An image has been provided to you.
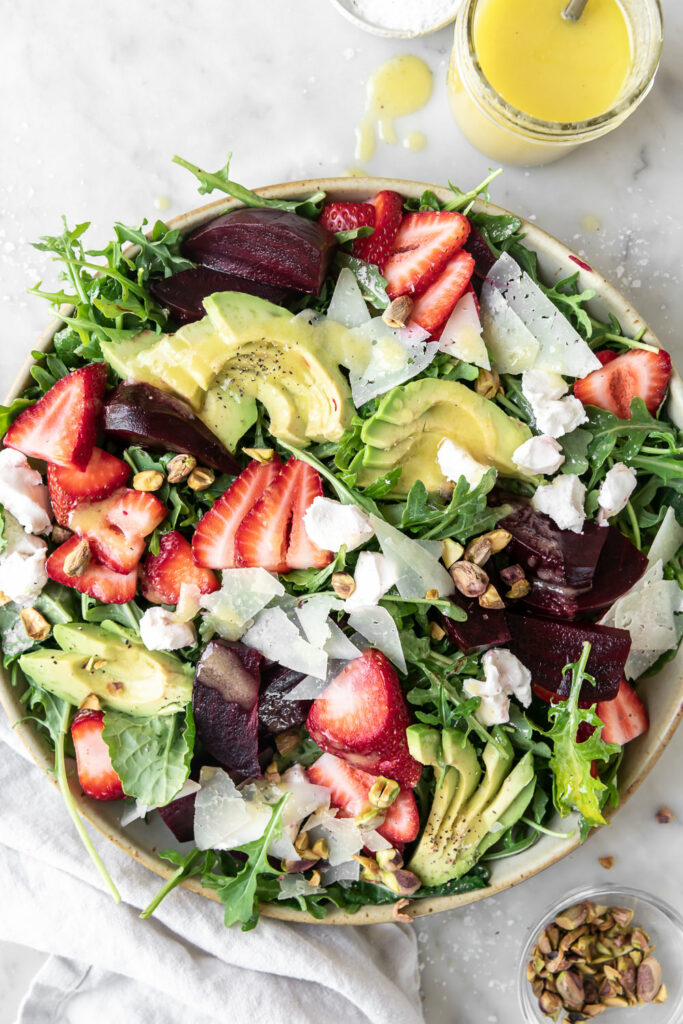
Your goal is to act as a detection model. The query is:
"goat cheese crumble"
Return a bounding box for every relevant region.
[512,435,565,476]
[532,473,586,533]
[0,449,51,534]
[140,606,197,651]
[0,510,48,607]
[522,369,587,439]
[437,438,488,487]
[463,649,532,726]
[597,463,637,526]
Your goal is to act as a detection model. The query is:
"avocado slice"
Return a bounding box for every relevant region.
[203,291,290,343]
[407,725,485,886]
[356,378,532,494]
[451,727,514,844]
[19,622,192,716]
[474,778,536,861]
[450,751,535,879]
[100,331,163,388]
[200,385,258,454]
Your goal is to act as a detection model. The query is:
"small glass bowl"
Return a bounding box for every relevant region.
[517,885,683,1023]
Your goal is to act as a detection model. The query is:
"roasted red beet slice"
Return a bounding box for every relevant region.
[193,640,263,780]
[259,664,310,734]
[150,266,290,325]
[182,207,336,295]
[499,505,608,589]
[463,222,497,281]
[103,382,239,474]
[439,592,511,654]
[507,612,630,704]
[158,790,197,843]
[523,526,648,619]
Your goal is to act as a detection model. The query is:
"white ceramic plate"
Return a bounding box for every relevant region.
[1,177,681,925]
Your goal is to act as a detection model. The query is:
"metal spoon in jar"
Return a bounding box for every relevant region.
[562,0,589,21]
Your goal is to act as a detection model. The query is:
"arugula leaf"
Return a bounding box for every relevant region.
[546,642,620,827]
[202,795,290,930]
[442,168,503,214]
[335,226,374,245]
[173,154,325,219]
[102,706,194,806]
[81,593,144,632]
[0,397,33,440]
[23,683,121,901]
[0,506,6,557]
[140,847,215,920]
[334,253,389,309]
[560,428,591,475]
[543,273,595,338]
[397,469,508,542]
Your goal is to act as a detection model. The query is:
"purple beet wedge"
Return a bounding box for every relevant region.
[522,526,649,619]
[259,664,310,734]
[150,266,290,325]
[193,640,263,780]
[498,505,608,589]
[507,612,630,705]
[103,382,239,474]
[439,592,511,655]
[463,222,497,281]
[158,790,197,843]
[182,207,336,295]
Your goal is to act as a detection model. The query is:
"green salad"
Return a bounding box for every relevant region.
[0,155,681,931]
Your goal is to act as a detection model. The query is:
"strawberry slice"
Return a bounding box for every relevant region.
[234,457,301,572]
[574,348,672,420]
[319,201,375,235]
[306,649,421,788]
[596,680,648,745]
[192,457,281,569]
[47,536,137,604]
[383,211,471,299]
[409,249,476,336]
[307,752,419,845]
[71,707,125,801]
[47,447,130,526]
[353,190,403,271]
[4,363,108,469]
[69,488,166,574]
[141,530,219,605]
[285,461,332,570]
[595,350,618,366]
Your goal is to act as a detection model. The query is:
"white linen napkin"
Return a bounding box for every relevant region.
[0,714,424,1024]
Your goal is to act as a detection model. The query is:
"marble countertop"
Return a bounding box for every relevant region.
[0,1,682,1020]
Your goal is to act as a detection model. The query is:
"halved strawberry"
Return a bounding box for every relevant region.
[47,447,130,526]
[192,457,281,569]
[47,536,137,604]
[69,488,166,574]
[319,201,375,235]
[596,680,648,745]
[141,530,219,605]
[409,249,476,335]
[71,708,125,801]
[353,190,403,270]
[285,461,332,570]
[574,348,672,420]
[234,457,301,572]
[306,649,421,788]
[4,363,108,469]
[595,350,618,366]
[307,752,419,845]
[383,211,471,299]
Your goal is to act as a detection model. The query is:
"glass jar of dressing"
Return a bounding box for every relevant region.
[448,0,663,166]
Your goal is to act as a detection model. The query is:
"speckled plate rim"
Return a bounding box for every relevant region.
[1,176,681,927]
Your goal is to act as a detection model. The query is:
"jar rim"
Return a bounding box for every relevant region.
[459,0,664,140]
